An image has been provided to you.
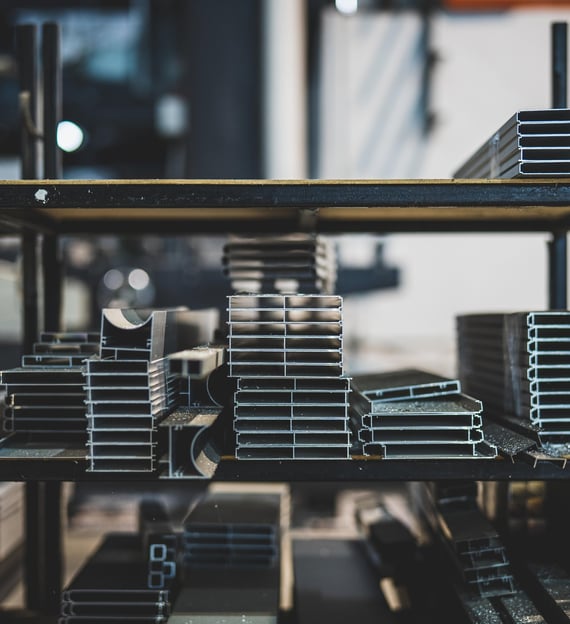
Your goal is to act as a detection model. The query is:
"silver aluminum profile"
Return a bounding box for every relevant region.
[352,369,461,403]
[360,427,484,445]
[158,407,221,479]
[366,442,494,459]
[236,446,350,460]
[455,109,570,179]
[168,346,225,380]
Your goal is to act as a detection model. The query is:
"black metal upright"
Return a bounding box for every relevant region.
[42,22,63,332]
[549,22,568,310]
[16,22,63,617]
[15,24,39,353]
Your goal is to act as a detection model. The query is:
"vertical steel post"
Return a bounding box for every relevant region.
[16,24,39,353]
[42,22,63,332]
[549,22,568,310]
[16,23,63,617]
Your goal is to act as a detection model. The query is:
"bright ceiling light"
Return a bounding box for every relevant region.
[335,0,358,15]
[57,120,84,152]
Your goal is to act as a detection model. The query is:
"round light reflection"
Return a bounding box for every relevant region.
[103,268,124,291]
[128,268,150,290]
[57,120,84,152]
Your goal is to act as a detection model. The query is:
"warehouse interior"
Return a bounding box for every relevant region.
[1,1,570,623]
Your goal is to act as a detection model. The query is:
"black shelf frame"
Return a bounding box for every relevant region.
[0,177,568,486]
[0,177,568,620]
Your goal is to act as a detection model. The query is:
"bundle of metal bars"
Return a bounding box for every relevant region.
[182,492,280,569]
[454,109,570,178]
[228,294,352,460]
[86,309,189,473]
[458,312,570,447]
[418,484,516,598]
[139,500,178,591]
[0,332,99,437]
[223,233,336,294]
[351,369,494,459]
[59,533,172,624]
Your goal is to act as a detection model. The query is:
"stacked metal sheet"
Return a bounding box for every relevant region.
[417,484,516,599]
[59,533,171,624]
[228,294,352,460]
[458,312,570,446]
[223,234,336,294]
[0,332,99,436]
[86,309,189,472]
[455,109,570,178]
[182,493,279,569]
[351,370,494,459]
[85,358,178,472]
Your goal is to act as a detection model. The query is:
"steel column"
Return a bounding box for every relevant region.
[549,23,568,310]
[16,23,63,617]
[41,22,62,332]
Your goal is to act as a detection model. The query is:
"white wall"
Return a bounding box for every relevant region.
[318,9,570,374]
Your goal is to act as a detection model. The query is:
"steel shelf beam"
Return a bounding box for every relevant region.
[1,179,570,234]
[0,453,568,481]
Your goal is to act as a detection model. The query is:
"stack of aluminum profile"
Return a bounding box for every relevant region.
[458,312,570,447]
[455,109,570,178]
[182,493,279,569]
[59,534,171,624]
[86,309,184,473]
[417,484,516,598]
[139,500,178,591]
[0,332,99,437]
[351,369,494,459]
[223,234,336,294]
[228,294,352,460]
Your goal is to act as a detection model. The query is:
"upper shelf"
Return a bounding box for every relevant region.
[2,179,570,234]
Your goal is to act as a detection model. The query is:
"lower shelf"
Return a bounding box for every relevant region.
[0,436,567,480]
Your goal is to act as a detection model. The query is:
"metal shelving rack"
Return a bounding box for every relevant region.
[0,177,569,623]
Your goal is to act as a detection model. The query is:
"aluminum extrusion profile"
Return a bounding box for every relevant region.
[352,389,493,459]
[158,407,221,479]
[59,533,171,623]
[85,358,178,472]
[182,493,280,570]
[352,369,461,404]
[223,233,336,295]
[455,109,570,179]
[228,293,351,460]
[167,346,225,379]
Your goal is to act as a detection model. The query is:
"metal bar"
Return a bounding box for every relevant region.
[15,24,39,180]
[41,23,63,332]
[552,23,568,109]
[24,481,42,611]
[44,481,62,614]
[549,232,567,309]
[22,233,38,354]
